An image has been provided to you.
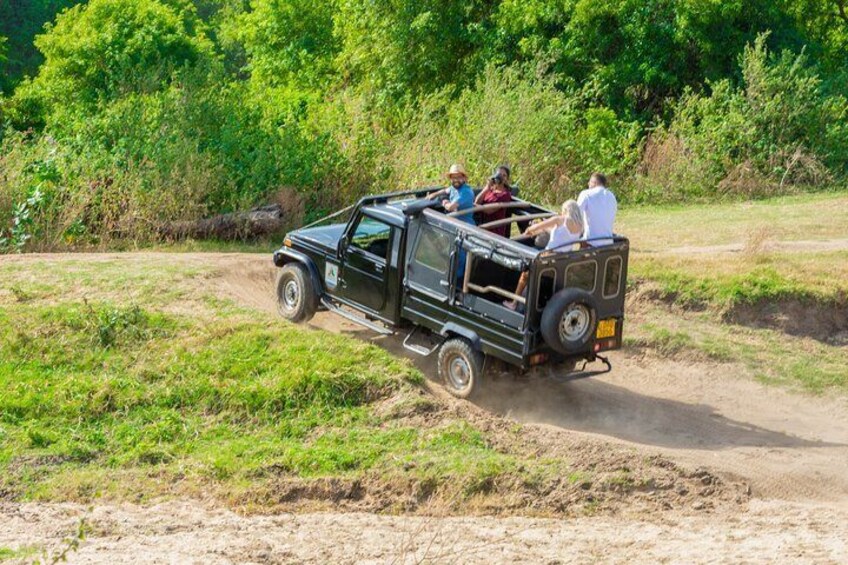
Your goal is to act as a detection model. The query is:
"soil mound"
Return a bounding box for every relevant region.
[726,298,848,345]
[630,280,848,344]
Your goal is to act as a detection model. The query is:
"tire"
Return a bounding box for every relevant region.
[276,263,318,323]
[540,288,598,355]
[437,337,484,399]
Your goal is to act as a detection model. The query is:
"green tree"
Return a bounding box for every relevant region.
[12,0,215,126]
[334,0,497,102]
[493,0,817,118]
[0,0,84,93]
[232,0,337,91]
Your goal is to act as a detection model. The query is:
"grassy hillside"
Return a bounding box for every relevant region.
[5,256,718,515]
[619,192,848,249]
[0,261,539,510]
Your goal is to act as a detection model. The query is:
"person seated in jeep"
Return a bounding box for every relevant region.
[503,199,584,310]
[426,164,476,280]
[474,170,513,236]
[494,164,513,190]
[426,164,476,225]
[578,172,617,246]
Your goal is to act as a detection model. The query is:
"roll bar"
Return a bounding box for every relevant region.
[449,201,534,217]
[479,212,556,230]
[543,234,628,254]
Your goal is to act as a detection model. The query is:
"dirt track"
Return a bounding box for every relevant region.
[207,252,848,504]
[2,252,847,562]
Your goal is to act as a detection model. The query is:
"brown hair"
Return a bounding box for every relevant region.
[590,172,608,186]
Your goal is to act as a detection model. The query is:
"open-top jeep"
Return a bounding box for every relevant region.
[273,189,629,398]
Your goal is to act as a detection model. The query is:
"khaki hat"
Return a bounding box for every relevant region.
[446,164,467,178]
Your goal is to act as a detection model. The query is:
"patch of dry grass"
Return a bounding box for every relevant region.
[618,191,848,251]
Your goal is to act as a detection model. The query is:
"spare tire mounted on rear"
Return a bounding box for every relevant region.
[540,288,598,355]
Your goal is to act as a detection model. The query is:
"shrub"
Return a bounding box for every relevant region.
[631,34,848,201]
[314,65,639,207]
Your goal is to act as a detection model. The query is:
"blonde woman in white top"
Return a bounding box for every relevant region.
[504,200,583,310]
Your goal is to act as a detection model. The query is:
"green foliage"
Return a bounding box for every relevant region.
[0,185,44,252]
[233,0,337,92]
[371,66,639,204]
[1,0,847,248]
[492,0,815,118]
[335,0,496,102]
[629,35,848,201]
[0,545,40,561]
[13,0,215,124]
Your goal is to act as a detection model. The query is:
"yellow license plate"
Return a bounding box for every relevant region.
[596,319,616,339]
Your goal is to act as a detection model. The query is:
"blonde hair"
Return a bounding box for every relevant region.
[561,199,583,235]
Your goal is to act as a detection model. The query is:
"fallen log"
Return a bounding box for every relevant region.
[160,204,285,240]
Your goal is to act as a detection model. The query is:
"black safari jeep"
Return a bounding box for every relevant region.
[273,189,629,398]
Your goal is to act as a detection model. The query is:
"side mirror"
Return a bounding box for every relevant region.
[338,235,348,258]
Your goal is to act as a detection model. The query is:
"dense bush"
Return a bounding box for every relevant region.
[365,66,638,204]
[1,0,847,250]
[11,0,215,127]
[628,35,848,202]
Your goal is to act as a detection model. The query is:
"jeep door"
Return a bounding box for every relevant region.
[337,212,392,313]
[400,213,458,330]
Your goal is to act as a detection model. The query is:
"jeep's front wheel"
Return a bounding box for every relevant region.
[276,264,317,323]
[437,338,484,399]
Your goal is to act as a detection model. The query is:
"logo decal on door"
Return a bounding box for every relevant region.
[325,262,339,290]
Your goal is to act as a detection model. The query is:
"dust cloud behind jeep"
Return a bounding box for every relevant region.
[273,189,629,398]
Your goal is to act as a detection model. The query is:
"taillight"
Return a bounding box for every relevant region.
[595,338,618,352]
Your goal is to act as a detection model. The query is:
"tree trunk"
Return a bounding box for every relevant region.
[160,204,285,240]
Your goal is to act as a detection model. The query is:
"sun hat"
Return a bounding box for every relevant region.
[446,164,467,178]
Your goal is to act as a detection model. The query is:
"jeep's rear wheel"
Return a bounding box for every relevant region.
[437,338,484,399]
[540,289,598,355]
[276,263,317,323]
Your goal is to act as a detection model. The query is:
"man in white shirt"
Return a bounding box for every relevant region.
[577,172,617,246]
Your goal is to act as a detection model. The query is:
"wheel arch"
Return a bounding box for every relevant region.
[273,248,323,297]
[439,322,482,351]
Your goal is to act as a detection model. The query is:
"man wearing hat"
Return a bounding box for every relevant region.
[426,164,476,226]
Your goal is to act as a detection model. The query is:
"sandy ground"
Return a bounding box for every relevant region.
[2,252,847,563]
[2,498,847,564]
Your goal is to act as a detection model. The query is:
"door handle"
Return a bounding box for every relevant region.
[439,280,449,287]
